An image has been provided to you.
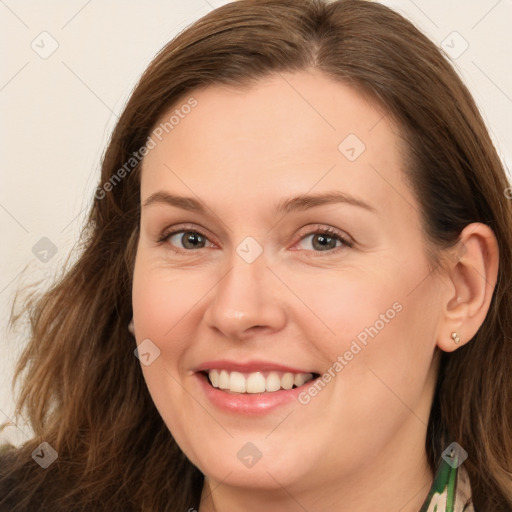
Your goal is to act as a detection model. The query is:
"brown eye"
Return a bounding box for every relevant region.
[310,233,340,251]
[296,227,352,253]
[167,231,210,250]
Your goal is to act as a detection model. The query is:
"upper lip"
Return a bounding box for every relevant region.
[194,360,317,374]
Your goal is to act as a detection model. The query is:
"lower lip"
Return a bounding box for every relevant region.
[196,372,314,415]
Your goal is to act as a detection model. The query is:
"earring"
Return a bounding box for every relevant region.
[451,332,460,344]
[128,319,135,336]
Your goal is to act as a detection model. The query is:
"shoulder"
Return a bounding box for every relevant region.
[0,444,17,482]
[0,446,48,512]
[0,445,110,512]
[0,448,21,511]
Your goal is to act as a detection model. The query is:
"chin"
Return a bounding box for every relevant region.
[185,435,315,490]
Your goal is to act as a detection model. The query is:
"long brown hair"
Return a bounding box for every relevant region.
[1,0,511,510]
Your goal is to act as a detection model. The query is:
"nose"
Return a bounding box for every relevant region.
[202,251,287,341]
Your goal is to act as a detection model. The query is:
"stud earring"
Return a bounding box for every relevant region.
[128,319,135,336]
[451,332,460,344]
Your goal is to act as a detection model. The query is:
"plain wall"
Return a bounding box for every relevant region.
[1,0,511,446]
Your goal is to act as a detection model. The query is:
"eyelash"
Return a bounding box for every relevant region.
[157,224,353,256]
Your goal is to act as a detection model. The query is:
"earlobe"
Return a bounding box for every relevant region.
[436,223,499,353]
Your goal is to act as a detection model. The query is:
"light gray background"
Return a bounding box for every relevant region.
[1,0,511,446]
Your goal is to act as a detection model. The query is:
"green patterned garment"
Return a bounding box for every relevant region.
[419,456,474,512]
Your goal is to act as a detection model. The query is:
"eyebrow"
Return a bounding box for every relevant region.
[142,191,377,215]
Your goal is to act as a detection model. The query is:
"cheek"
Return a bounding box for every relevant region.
[308,252,440,361]
[290,266,406,357]
[301,263,438,424]
[132,274,177,336]
[332,300,436,462]
[131,261,201,449]
[132,258,206,358]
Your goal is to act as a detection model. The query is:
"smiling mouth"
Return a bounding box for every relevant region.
[203,369,319,394]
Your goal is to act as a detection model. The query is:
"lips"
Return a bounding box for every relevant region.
[195,364,322,415]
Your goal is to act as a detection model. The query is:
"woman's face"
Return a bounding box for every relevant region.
[132,71,445,495]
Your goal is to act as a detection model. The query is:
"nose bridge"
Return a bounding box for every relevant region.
[204,243,286,338]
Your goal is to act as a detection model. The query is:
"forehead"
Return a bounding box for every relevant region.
[140,71,417,221]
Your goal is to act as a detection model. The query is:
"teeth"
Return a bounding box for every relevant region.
[246,372,266,393]
[207,369,314,394]
[266,372,281,392]
[281,372,294,390]
[229,371,246,393]
[293,373,309,387]
[209,369,220,388]
[218,370,229,390]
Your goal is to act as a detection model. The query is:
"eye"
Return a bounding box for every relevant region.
[159,228,215,252]
[295,226,353,253]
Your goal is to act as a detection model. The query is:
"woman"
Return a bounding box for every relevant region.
[1,0,511,510]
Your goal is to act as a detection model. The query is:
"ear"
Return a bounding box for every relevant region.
[128,318,135,336]
[436,222,499,352]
